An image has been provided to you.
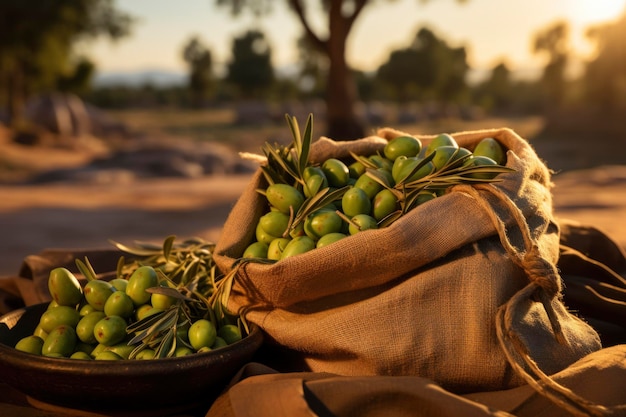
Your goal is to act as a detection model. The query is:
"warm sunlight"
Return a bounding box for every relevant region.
[570,0,626,24]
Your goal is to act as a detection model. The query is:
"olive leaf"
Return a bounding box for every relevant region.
[289,185,350,234]
[75,257,99,282]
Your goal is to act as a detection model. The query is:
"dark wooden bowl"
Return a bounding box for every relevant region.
[0,303,263,416]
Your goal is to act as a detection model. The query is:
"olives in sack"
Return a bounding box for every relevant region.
[265,183,305,214]
[384,135,422,161]
[280,236,316,259]
[473,137,506,165]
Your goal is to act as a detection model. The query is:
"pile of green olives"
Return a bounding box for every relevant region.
[243,134,507,261]
[14,266,242,360]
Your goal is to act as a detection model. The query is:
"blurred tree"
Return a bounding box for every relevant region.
[215,0,467,140]
[225,30,275,98]
[475,61,514,114]
[376,27,469,104]
[182,36,215,108]
[533,21,570,109]
[295,34,327,100]
[56,57,97,97]
[584,11,626,111]
[0,0,134,126]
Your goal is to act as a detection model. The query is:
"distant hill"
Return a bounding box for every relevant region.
[93,69,187,88]
[92,65,540,89]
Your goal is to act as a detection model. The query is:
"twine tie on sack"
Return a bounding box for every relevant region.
[455,183,610,417]
[521,245,561,298]
[454,183,563,320]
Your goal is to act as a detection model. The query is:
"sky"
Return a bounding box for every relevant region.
[87,0,626,81]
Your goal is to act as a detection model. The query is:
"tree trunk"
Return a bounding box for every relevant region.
[324,2,364,141]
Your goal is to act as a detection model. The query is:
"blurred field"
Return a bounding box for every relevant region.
[0,108,624,277]
[106,107,546,155]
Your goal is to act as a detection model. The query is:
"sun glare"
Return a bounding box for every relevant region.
[569,0,626,25]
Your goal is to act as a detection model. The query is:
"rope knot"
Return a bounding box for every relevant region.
[521,245,561,298]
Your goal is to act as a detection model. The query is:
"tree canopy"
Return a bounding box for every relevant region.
[225,30,275,98]
[376,27,469,104]
[584,10,626,110]
[0,0,134,125]
[182,36,215,107]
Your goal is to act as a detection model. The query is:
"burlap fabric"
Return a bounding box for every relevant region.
[213,127,602,400]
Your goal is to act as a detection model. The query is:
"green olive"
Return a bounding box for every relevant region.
[48,267,83,307]
[368,155,393,172]
[354,173,383,199]
[473,137,506,165]
[415,191,437,206]
[288,221,305,238]
[267,237,291,260]
[104,291,135,319]
[431,146,471,171]
[304,173,328,198]
[107,341,135,359]
[211,337,228,350]
[108,278,129,292]
[348,214,379,235]
[258,211,290,238]
[70,351,92,360]
[372,189,399,221]
[175,346,194,357]
[188,319,217,351]
[90,343,107,358]
[151,291,178,310]
[424,133,458,157]
[321,158,350,187]
[15,335,44,355]
[463,155,499,179]
[302,166,325,182]
[280,236,316,259]
[384,136,422,161]
[265,183,305,214]
[392,157,434,184]
[242,241,269,259]
[76,311,107,344]
[255,222,277,245]
[126,266,159,306]
[217,324,242,344]
[33,325,48,340]
[39,306,81,333]
[135,349,156,360]
[348,161,366,179]
[134,303,153,321]
[316,232,347,248]
[304,210,343,240]
[42,325,77,357]
[341,187,371,217]
[93,315,128,346]
[84,280,115,311]
[78,303,97,316]
[94,350,123,360]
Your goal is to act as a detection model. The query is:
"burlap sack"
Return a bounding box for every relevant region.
[213,128,602,400]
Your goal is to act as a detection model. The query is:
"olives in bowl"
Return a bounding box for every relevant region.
[0,302,263,415]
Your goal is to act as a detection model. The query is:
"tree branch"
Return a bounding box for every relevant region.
[288,0,327,53]
[345,0,368,30]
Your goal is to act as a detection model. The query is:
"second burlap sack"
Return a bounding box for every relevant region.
[214,127,602,396]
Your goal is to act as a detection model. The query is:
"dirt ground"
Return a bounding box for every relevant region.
[1,130,625,278]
